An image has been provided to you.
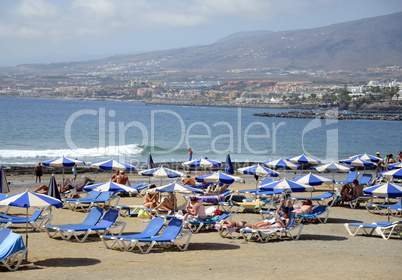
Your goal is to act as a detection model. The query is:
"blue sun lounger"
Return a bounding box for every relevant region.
[100,217,166,250]
[128,218,192,254]
[0,228,27,271]
[365,199,402,215]
[184,211,231,233]
[44,207,104,238]
[240,212,304,242]
[0,210,53,231]
[290,192,337,207]
[57,209,125,243]
[344,221,402,240]
[296,206,330,224]
[336,171,359,184]
[65,191,119,212]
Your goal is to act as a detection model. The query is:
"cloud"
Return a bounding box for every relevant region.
[0,0,327,42]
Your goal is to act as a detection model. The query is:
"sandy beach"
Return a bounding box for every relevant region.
[2,171,401,279]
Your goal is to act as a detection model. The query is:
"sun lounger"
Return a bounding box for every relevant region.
[358,173,373,186]
[336,171,359,185]
[0,228,27,271]
[0,210,53,231]
[240,212,303,242]
[100,217,166,250]
[44,207,104,238]
[290,192,337,207]
[347,195,373,208]
[344,221,402,240]
[184,211,231,233]
[65,191,119,212]
[57,209,125,242]
[296,205,329,224]
[128,218,192,254]
[365,199,402,215]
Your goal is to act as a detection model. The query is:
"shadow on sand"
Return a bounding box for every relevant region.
[34,257,101,268]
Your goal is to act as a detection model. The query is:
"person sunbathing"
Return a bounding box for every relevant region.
[154,193,176,211]
[34,184,49,194]
[219,207,290,231]
[276,198,313,215]
[183,197,207,221]
[59,177,92,193]
[340,179,364,205]
[143,185,159,208]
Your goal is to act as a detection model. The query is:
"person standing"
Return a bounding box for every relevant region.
[72,164,77,181]
[34,162,43,183]
[188,147,193,161]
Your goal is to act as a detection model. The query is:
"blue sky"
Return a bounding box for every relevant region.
[0,0,401,67]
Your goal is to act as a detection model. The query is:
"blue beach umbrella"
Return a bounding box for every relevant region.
[340,157,376,167]
[91,159,136,171]
[182,157,222,169]
[224,153,234,175]
[0,165,10,194]
[139,165,185,185]
[363,182,402,221]
[314,162,354,173]
[147,153,155,169]
[43,156,86,185]
[388,162,402,170]
[46,174,61,201]
[263,158,301,170]
[237,164,279,197]
[287,154,321,169]
[153,182,205,214]
[380,168,402,179]
[0,191,63,260]
[260,178,314,193]
[349,153,383,163]
[195,171,244,185]
[292,172,334,186]
[83,181,141,195]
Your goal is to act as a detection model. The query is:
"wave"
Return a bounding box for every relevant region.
[0,144,145,159]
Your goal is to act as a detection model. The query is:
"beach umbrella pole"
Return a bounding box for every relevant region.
[25,208,28,261]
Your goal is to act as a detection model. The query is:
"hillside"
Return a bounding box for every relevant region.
[2,12,401,75]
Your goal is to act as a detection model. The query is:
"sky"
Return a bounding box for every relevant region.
[0,0,401,67]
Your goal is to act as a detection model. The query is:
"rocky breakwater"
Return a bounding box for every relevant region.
[253,111,402,121]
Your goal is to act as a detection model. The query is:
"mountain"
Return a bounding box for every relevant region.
[3,12,402,75]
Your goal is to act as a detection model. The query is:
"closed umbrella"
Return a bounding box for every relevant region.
[91,159,135,171]
[46,174,61,201]
[364,182,402,221]
[0,165,10,194]
[237,164,279,197]
[147,153,155,169]
[0,191,63,260]
[224,153,234,175]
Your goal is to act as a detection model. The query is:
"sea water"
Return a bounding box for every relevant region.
[0,97,400,166]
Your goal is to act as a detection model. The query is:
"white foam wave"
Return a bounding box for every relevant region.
[0,144,144,159]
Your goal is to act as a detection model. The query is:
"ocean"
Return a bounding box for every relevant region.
[0,97,400,167]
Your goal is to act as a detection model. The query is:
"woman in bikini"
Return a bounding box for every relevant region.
[143,185,159,208]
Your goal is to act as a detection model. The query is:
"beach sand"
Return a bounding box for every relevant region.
[2,172,401,279]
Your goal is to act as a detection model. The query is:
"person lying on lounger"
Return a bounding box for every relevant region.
[59,177,93,193]
[276,198,313,215]
[219,208,290,231]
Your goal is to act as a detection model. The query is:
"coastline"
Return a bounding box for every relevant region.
[3,95,402,114]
